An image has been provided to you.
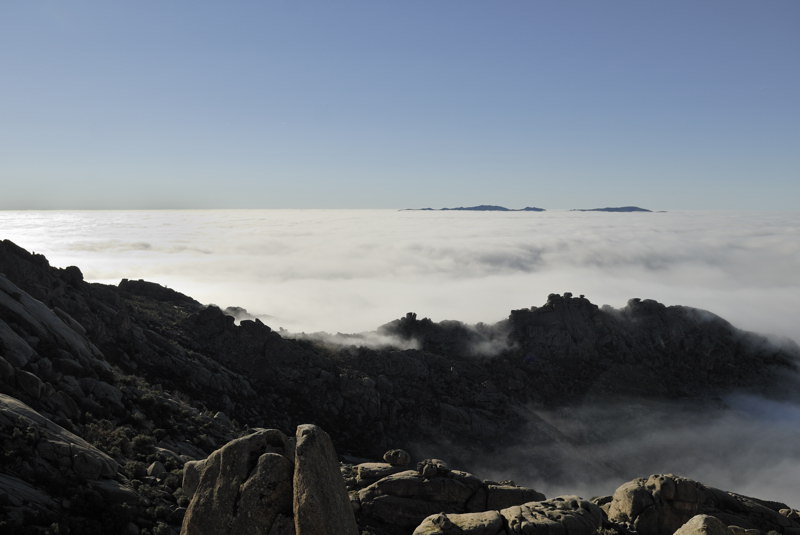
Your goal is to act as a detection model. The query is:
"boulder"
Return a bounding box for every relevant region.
[674,515,730,535]
[500,496,604,535]
[356,462,406,486]
[607,474,706,535]
[182,459,206,499]
[293,424,359,535]
[180,429,294,535]
[414,510,505,535]
[146,460,167,478]
[486,485,547,511]
[606,474,800,535]
[357,459,546,533]
[384,448,412,467]
[727,527,761,535]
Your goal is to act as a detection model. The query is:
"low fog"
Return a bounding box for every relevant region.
[2,209,799,507]
[1,209,798,344]
[450,394,800,509]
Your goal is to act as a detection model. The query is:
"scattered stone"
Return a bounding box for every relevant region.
[384,448,412,467]
[147,460,167,478]
[418,458,451,479]
[356,462,407,486]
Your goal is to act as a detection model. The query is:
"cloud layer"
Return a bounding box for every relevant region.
[2,209,797,340]
[2,209,799,507]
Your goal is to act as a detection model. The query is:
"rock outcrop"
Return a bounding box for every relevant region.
[181,425,357,535]
[1,239,800,534]
[605,474,800,535]
[673,515,730,535]
[413,496,604,535]
[349,457,545,534]
[0,393,118,480]
[293,424,359,535]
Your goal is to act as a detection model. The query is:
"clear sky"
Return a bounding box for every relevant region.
[1,1,798,210]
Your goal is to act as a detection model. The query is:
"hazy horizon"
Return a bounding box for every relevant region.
[3,208,800,508]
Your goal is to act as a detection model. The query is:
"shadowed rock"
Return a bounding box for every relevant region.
[0,393,117,480]
[606,474,800,535]
[674,515,730,535]
[355,457,545,534]
[414,510,505,535]
[500,496,604,535]
[413,496,603,535]
[293,423,359,535]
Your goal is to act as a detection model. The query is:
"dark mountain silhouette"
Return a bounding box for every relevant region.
[571,206,653,212]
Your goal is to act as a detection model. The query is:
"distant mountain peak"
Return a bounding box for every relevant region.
[403,205,545,212]
[571,206,652,212]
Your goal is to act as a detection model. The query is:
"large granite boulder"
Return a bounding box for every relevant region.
[181,425,358,535]
[414,510,505,535]
[355,457,545,534]
[500,496,604,535]
[413,496,603,535]
[607,474,706,535]
[674,515,730,535]
[606,474,800,535]
[180,429,295,535]
[293,424,359,535]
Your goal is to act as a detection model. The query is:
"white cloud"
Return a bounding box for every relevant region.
[0,209,798,341]
[2,208,800,507]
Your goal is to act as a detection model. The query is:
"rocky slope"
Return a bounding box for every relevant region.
[1,239,798,534]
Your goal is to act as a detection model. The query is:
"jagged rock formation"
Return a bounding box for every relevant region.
[180,424,357,535]
[1,238,800,533]
[180,429,294,535]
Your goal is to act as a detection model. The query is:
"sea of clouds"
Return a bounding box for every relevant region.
[2,208,800,506]
[1,209,798,340]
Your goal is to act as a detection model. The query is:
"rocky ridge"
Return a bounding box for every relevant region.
[0,238,799,533]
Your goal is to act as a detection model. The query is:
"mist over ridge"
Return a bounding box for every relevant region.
[1,209,797,343]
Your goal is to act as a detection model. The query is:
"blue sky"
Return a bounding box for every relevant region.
[1,1,798,209]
